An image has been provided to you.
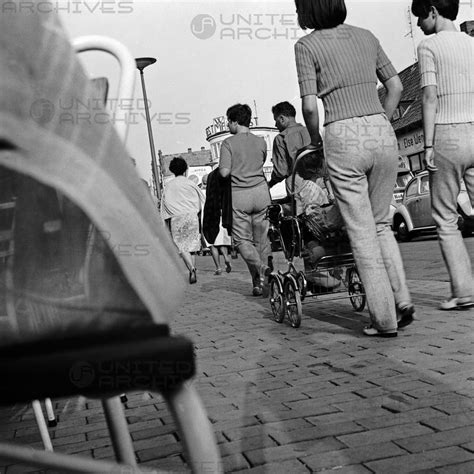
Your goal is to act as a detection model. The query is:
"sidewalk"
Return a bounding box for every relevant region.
[1,252,473,473]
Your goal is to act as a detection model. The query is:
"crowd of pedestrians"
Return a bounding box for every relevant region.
[160,0,473,336]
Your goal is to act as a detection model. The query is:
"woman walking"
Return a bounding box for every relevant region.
[162,157,205,284]
[201,172,233,275]
[294,0,415,336]
[412,0,473,310]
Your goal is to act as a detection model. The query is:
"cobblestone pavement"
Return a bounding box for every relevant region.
[1,245,473,473]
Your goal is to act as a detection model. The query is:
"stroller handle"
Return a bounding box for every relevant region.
[290,145,323,218]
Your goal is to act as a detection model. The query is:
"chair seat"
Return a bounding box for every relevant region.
[0,323,195,404]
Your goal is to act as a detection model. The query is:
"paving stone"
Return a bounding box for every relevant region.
[435,460,474,473]
[132,434,177,452]
[365,446,474,473]
[395,426,474,453]
[53,437,113,454]
[421,412,474,431]
[139,454,188,472]
[245,437,345,466]
[223,418,311,441]
[301,441,406,471]
[317,465,372,474]
[257,404,340,423]
[136,441,183,462]
[306,407,391,425]
[271,421,364,445]
[356,407,444,430]
[50,433,87,447]
[461,441,474,451]
[337,422,433,447]
[131,423,180,441]
[52,421,108,440]
[234,458,310,473]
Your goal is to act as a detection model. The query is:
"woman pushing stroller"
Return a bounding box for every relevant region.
[293,0,415,336]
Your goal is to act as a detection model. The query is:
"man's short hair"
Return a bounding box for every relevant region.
[169,156,188,176]
[272,102,297,118]
[411,0,459,20]
[226,104,252,127]
[295,0,347,30]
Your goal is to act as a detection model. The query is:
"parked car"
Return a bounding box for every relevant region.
[393,168,414,204]
[389,168,414,228]
[392,171,473,241]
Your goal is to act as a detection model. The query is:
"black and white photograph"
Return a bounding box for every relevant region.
[0,0,473,472]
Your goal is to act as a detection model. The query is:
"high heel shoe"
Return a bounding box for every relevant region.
[189,268,197,284]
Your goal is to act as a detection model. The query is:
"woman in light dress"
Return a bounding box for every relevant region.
[162,157,205,284]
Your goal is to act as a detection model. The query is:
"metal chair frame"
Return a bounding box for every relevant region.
[0,35,221,474]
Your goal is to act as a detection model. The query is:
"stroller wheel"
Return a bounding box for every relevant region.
[296,271,307,300]
[269,276,285,323]
[347,267,366,312]
[284,276,302,328]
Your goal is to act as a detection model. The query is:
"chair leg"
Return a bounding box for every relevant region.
[44,398,57,427]
[164,383,222,474]
[32,400,53,451]
[102,396,137,466]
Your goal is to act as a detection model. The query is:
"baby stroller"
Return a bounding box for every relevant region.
[267,147,366,328]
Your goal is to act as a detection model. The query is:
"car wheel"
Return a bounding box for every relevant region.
[396,218,411,242]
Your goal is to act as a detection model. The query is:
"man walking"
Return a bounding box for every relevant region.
[219,104,272,296]
[268,101,311,196]
[412,0,474,310]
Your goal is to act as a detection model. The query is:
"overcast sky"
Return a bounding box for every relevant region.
[59,0,473,183]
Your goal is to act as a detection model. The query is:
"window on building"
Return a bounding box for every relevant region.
[408,151,425,172]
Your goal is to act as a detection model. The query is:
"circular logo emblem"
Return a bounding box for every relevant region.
[190,14,216,40]
[30,99,55,124]
[69,361,95,389]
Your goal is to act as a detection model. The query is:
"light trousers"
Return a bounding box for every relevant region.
[431,122,474,299]
[325,114,411,331]
[232,182,271,287]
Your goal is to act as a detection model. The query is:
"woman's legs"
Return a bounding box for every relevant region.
[232,184,271,293]
[218,246,232,272]
[431,123,474,302]
[180,251,195,272]
[210,246,221,272]
[325,115,406,332]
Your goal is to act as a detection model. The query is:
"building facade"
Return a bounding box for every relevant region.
[158,147,213,186]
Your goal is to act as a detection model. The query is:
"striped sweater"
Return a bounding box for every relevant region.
[294,23,397,125]
[418,31,474,124]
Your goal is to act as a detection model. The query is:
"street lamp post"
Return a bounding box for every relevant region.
[135,57,161,204]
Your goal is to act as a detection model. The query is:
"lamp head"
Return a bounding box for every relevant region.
[135,57,157,71]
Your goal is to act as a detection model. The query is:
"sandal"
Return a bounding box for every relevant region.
[363,325,397,337]
[439,297,473,311]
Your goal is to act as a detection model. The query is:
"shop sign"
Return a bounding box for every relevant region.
[187,165,212,185]
[397,128,424,155]
[206,116,228,138]
[205,115,258,138]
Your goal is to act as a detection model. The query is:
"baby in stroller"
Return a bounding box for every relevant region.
[292,149,350,290]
